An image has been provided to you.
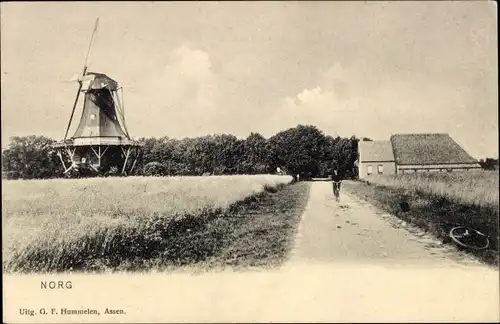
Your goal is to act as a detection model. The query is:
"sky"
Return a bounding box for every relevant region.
[1,1,498,158]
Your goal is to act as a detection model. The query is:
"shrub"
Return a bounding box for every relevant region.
[143,162,166,176]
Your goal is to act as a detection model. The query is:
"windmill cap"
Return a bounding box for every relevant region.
[84,72,118,90]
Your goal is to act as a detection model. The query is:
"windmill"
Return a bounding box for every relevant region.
[53,18,143,177]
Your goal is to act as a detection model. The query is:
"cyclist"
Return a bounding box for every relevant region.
[331,167,343,202]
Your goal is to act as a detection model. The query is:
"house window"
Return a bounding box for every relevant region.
[367,165,373,175]
[377,165,383,174]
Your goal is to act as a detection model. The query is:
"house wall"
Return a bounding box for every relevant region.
[359,161,396,179]
[396,163,482,174]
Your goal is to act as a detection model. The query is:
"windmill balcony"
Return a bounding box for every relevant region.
[53,137,143,148]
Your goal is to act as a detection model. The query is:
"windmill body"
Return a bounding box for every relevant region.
[72,73,126,139]
[53,19,142,177]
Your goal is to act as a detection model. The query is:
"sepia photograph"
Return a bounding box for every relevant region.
[2,1,499,322]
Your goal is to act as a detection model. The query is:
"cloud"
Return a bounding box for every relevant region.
[166,45,214,84]
[160,45,220,114]
[127,45,222,137]
[257,62,362,137]
[282,62,357,111]
[281,85,353,116]
[261,60,476,143]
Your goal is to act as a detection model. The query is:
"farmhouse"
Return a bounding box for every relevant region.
[357,133,481,179]
[358,140,396,178]
[391,133,481,174]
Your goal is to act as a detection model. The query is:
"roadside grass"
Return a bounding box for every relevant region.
[344,171,499,266]
[362,170,498,210]
[203,181,311,270]
[3,175,310,273]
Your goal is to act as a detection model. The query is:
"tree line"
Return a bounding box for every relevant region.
[479,158,499,171]
[1,125,361,180]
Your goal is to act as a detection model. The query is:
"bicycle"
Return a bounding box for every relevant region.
[332,181,341,202]
[436,220,490,251]
[449,226,490,251]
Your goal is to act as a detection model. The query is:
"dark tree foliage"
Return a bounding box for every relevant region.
[267,125,328,178]
[479,158,499,171]
[1,136,63,179]
[2,125,360,179]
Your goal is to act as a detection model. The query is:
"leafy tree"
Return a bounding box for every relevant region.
[1,135,63,179]
[479,158,499,171]
[239,132,269,174]
[143,162,166,176]
[267,125,327,177]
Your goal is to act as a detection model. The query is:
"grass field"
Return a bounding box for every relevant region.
[344,170,499,265]
[363,170,499,211]
[2,175,311,273]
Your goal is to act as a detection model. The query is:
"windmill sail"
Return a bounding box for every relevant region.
[63,17,99,141]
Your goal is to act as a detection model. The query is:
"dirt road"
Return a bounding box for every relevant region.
[291,181,489,267]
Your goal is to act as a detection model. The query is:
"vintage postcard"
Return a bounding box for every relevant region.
[2,1,499,323]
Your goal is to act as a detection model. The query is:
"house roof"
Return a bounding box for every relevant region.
[359,140,394,162]
[390,133,478,165]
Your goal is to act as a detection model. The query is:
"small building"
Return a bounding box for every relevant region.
[390,133,482,173]
[357,133,482,179]
[358,140,396,179]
